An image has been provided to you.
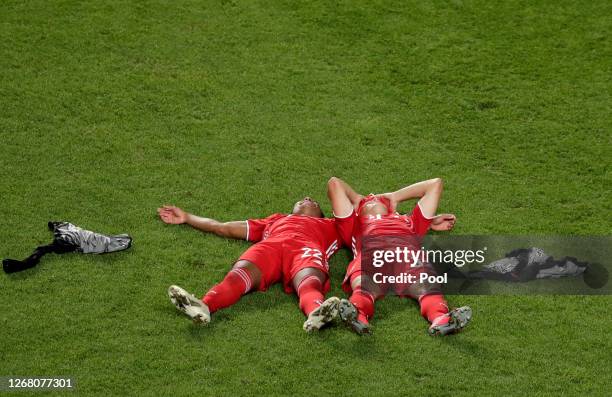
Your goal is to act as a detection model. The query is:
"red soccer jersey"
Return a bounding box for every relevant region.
[246,213,340,256]
[336,194,433,254]
[358,203,432,237]
[356,194,432,237]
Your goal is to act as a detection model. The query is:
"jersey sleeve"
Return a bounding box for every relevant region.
[409,202,434,236]
[246,213,285,242]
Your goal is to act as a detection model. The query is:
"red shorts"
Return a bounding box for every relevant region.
[238,237,330,294]
[341,251,437,298]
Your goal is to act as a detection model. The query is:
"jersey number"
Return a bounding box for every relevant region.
[301,247,325,268]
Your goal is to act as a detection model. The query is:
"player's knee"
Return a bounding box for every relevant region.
[352,275,381,298]
[232,260,262,289]
[350,274,362,289]
[293,267,326,290]
[411,282,442,298]
[233,260,257,271]
[327,177,341,196]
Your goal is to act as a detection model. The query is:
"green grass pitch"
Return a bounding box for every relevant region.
[1,1,610,396]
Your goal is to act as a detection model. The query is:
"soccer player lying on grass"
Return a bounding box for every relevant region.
[327,177,472,336]
[158,197,341,332]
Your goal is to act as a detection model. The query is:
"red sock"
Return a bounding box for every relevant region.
[296,275,324,316]
[349,285,376,324]
[419,294,449,324]
[202,268,252,313]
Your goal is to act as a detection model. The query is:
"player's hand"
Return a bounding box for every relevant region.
[376,193,398,213]
[157,205,188,224]
[431,214,456,231]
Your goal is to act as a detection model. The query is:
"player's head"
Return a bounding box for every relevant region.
[293,197,324,218]
[358,195,390,216]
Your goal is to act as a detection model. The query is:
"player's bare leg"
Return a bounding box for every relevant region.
[169,260,261,325]
[327,177,362,217]
[293,267,339,332]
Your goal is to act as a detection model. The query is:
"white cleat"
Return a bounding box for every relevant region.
[303,297,340,332]
[168,285,211,325]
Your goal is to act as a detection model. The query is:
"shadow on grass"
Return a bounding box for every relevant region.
[3,264,43,278]
[435,335,487,357]
[160,284,293,340]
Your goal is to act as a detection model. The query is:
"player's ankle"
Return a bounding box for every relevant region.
[357,313,369,324]
[431,313,450,326]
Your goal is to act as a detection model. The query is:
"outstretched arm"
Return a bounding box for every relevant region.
[380,178,443,218]
[157,205,247,240]
[327,177,363,217]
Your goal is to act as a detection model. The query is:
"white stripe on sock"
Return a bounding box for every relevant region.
[231,268,251,293]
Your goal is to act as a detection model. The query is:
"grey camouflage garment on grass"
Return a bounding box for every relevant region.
[50,221,132,254]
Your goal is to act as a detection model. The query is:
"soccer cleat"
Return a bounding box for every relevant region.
[303,297,340,332]
[338,298,371,335]
[168,285,211,325]
[428,306,472,336]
